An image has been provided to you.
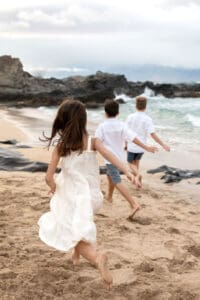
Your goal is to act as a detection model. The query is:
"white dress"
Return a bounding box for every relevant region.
[38,137,103,252]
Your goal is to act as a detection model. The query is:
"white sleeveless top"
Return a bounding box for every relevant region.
[38,136,103,252]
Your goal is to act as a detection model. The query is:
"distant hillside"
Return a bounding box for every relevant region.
[108,65,200,83]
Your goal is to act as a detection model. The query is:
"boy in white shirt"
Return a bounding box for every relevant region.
[125,96,170,176]
[95,99,157,219]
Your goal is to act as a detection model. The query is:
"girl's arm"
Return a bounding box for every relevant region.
[45,147,60,194]
[94,138,134,182]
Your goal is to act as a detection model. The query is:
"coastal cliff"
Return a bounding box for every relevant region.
[0,55,200,107]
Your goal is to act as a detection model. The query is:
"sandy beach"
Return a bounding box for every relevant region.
[0,111,200,300]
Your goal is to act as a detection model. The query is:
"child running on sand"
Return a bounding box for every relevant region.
[95,99,158,218]
[38,99,137,288]
[125,96,170,176]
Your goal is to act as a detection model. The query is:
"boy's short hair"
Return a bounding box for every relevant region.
[104,99,119,117]
[136,96,147,110]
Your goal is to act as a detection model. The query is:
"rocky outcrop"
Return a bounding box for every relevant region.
[0,56,129,107]
[0,55,200,107]
[127,81,200,98]
[147,165,200,184]
[0,147,49,172]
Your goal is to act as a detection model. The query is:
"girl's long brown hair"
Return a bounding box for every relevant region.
[42,99,87,156]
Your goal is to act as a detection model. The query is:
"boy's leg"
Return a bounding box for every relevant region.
[127,152,143,188]
[76,241,113,287]
[106,164,140,217]
[129,160,142,188]
[128,160,138,176]
[105,175,115,202]
[115,182,140,218]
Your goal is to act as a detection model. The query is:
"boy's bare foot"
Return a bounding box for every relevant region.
[105,195,113,203]
[96,253,113,289]
[72,248,80,266]
[128,204,140,220]
[134,175,142,189]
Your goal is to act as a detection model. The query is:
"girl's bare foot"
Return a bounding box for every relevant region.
[96,253,113,289]
[72,248,80,266]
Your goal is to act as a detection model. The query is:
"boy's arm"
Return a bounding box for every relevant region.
[133,137,158,153]
[45,147,60,194]
[94,138,135,183]
[95,124,104,141]
[150,133,170,151]
[124,116,131,150]
[124,141,128,151]
[124,124,158,153]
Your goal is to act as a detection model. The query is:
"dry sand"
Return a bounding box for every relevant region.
[0,114,200,300]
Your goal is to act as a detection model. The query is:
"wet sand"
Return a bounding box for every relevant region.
[0,113,200,299]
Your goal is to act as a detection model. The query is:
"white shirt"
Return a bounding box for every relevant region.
[126,111,155,153]
[95,118,137,163]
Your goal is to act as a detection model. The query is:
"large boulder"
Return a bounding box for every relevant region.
[63,71,129,103]
[0,55,25,93]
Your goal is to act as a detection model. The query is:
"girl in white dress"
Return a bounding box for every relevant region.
[38,99,135,288]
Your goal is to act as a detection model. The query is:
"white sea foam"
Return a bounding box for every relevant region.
[114,93,133,102]
[186,114,200,127]
[140,87,155,97]
[155,125,175,131]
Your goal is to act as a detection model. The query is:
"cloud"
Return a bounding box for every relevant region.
[0,0,188,36]
[0,0,199,38]
[0,0,200,70]
[161,0,200,8]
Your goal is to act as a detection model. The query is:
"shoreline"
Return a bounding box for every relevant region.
[1,107,200,186]
[0,108,199,202]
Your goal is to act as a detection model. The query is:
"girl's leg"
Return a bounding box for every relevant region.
[76,241,113,287]
[106,175,115,202]
[72,246,80,266]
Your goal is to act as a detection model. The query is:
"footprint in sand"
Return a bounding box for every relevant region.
[137,287,163,299]
[127,216,152,225]
[165,214,180,221]
[0,268,17,279]
[136,260,154,273]
[164,239,177,249]
[186,244,200,258]
[166,227,181,235]
[0,210,6,217]
[114,263,122,269]
[118,224,132,233]
[77,275,95,283]
[189,210,199,215]
[172,289,197,300]
[174,199,189,206]
[96,213,108,218]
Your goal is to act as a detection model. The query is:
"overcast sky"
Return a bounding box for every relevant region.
[1,0,200,77]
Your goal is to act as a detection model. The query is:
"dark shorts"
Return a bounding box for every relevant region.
[127,151,144,163]
[106,163,121,184]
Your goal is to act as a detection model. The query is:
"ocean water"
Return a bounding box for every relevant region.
[4,89,200,152]
[87,90,200,151]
